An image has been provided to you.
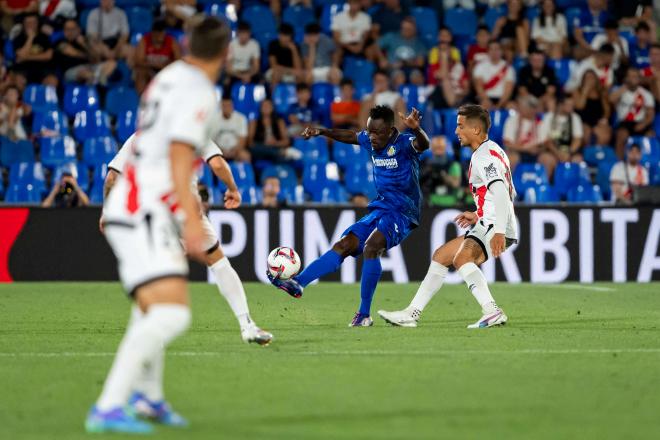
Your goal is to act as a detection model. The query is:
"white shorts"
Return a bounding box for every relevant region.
[105,209,188,296]
[465,220,517,261]
[200,214,219,253]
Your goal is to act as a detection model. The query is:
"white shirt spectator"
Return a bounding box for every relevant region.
[566,56,613,92]
[531,13,567,44]
[86,6,129,41]
[39,0,76,20]
[473,59,516,100]
[363,90,401,109]
[590,34,629,70]
[215,110,248,153]
[614,86,655,123]
[331,10,371,45]
[539,112,584,143]
[503,111,543,151]
[609,161,649,200]
[0,104,27,140]
[228,38,260,73]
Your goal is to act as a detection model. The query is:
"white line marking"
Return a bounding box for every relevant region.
[549,284,616,292]
[1,348,660,358]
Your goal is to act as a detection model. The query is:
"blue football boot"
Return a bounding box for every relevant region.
[129,392,188,427]
[85,405,154,434]
[267,271,303,298]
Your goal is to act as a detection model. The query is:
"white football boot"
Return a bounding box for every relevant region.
[377,307,421,328]
[241,324,274,345]
[467,304,508,329]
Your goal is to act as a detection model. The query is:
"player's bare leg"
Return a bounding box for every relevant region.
[351,230,387,327]
[205,244,273,345]
[378,236,463,327]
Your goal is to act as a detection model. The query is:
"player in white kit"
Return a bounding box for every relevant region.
[86,16,233,434]
[101,133,273,346]
[378,104,518,329]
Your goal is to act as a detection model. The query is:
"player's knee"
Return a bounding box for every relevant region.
[332,236,358,258]
[432,246,454,267]
[363,237,386,259]
[452,252,470,270]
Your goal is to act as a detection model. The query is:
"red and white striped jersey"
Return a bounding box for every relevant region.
[467,139,518,239]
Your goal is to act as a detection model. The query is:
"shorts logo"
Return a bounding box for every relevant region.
[387,146,396,156]
[484,163,498,179]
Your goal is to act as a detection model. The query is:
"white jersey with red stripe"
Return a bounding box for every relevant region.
[104,61,220,220]
[467,139,518,240]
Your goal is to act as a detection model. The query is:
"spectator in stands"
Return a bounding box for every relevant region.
[160,0,196,31]
[610,143,649,204]
[0,85,30,140]
[56,19,117,86]
[610,67,655,158]
[611,0,654,36]
[350,193,369,207]
[517,47,558,110]
[261,176,282,208]
[531,0,567,60]
[539,96,584,176]
[86,0,130,62]
[491,0,530,60]
[266,24,303,89]
[421,135,463,207]
[134,19,181,94]
[1,0,37,33]
[573,0,610,58]
[42,172,89,207]
[371,0,409,37]
[301,23,341,85]
[574,69,612,146]
[378,17,426,83]
[226,22,260,86]
[216,95,250,162]
[473,40,516,110]
[426,28,467,110]
[503,95,549,172]
[641,43,660,107]
[567,43,615,92]
[39,0,76,29]
[629,22,651,70]
[358,70,405,129]
[331,0,380,65]
[287,83,319,137]
[248,98,298,162]
[12,13,55,85]
[330,78,361,130]
[466,25,490,73]
[590,19,628,73]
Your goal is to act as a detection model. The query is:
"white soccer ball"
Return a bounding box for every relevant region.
[267,247,301,280]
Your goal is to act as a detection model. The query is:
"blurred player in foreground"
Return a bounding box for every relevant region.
[268,106,430,326]
[378,104,518,329]
[86,16,233,434]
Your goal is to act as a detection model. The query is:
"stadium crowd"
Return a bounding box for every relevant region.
[0,0,659,208]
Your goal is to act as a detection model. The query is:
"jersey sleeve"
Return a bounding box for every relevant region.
[167,87,217,153]
[201,140,223,162]
[107,133,135,173]
[473,153,506,189]
[403,133,420,155]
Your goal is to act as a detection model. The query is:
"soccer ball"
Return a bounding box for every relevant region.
[267,247,301,280]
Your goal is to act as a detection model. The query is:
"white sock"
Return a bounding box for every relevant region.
[409,261,448,312]
[457,262,497,313]
[96,304,191,411]
[123,305,164,402]
[210,257,252,329]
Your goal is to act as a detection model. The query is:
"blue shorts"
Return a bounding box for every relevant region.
[342,209,415,256]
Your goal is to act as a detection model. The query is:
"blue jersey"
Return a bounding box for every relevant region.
[357,130,423,225]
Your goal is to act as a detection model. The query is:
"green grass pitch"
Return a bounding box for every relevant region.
[1,281,660,439]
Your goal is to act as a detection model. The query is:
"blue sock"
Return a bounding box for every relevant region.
[294,250,343,287]
[359,258,382,315]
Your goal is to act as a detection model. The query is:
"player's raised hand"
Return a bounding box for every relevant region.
[454,211,478,229]
[398,107,422,130]
[301,126,321,139]
[224,188,242,209]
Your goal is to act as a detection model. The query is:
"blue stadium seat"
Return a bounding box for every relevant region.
[40,136,77,168]
[282,5,315,42]
[89,164,108,203]
[73,110,111,141]
[32,110,69,137]
[444,8,477,38]
[23,85,59,113]
[261,164,297,190]
[422,109,443,137]
[294,137,329,163]
[105,86,139,117]
[459,146,472,163]
[596,160,615,200]
[9,162,46,195]
[92,163,109,185]
[312,180,349,203]
[441,108,458,142]
[302,161,328,196]
[311,82,338,127]
[627,136,660,163]
[548,58,575,88]
[240,186,260,205]
[196,163,215,188]
[241,5,277,41]
[411,7,439,47]
[583,145,617,166]
[1,138,36,166]
[4,182,42,203]
[489,109,510,145]
[343,57,375,89]
[89,182,104,204]
[117,109,137,143]
[64,85,100,117]
[567,183,603,203]
[3,39,15,63]
[332,141,367,170]
[399,85,420,112]
[273,83,298,116]
[82,136,119,167]
[484,5,506,31]
[320,1,347,34]
[126,7,153,37]
[231,83,266,120]
[230,162,256,188]
[554,161,590,198]
[344,161,377,199]
[279,185,305,204]
[79,8,92,32]
[565,7,582,37]
[524,184,559,204]
[513,163,549,198]
[646,161,660,186]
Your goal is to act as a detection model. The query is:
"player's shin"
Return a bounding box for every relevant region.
[294,250,343,287]
[457,262,497,313]
[210,256,252,328]
[359,258,382,315]
[409,261,449,312]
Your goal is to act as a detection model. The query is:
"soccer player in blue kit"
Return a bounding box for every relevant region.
[268,105,430,326]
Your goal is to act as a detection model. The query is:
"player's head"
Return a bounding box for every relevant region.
[456,104,490,147]
[186,15,231,76]
[366,105,396,150]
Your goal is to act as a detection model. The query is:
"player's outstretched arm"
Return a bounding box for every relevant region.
[398,107,430,152]
[209,155,241,209]
[301,126,358,145]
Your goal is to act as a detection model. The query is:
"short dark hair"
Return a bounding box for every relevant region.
[369,105,394,126]
[373,69,389,79]
[305,22,321,34]
[340,78,354,88]
[296,82,310,92]
[279,23,294,36]
[188,15,231,60]
[458,104,491,132]
[237,21,251,32]
[152,18,167,33]
[604,19,618,30]
[477,25,490,33]
[598,43,615,55]
[629,143,641,152]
